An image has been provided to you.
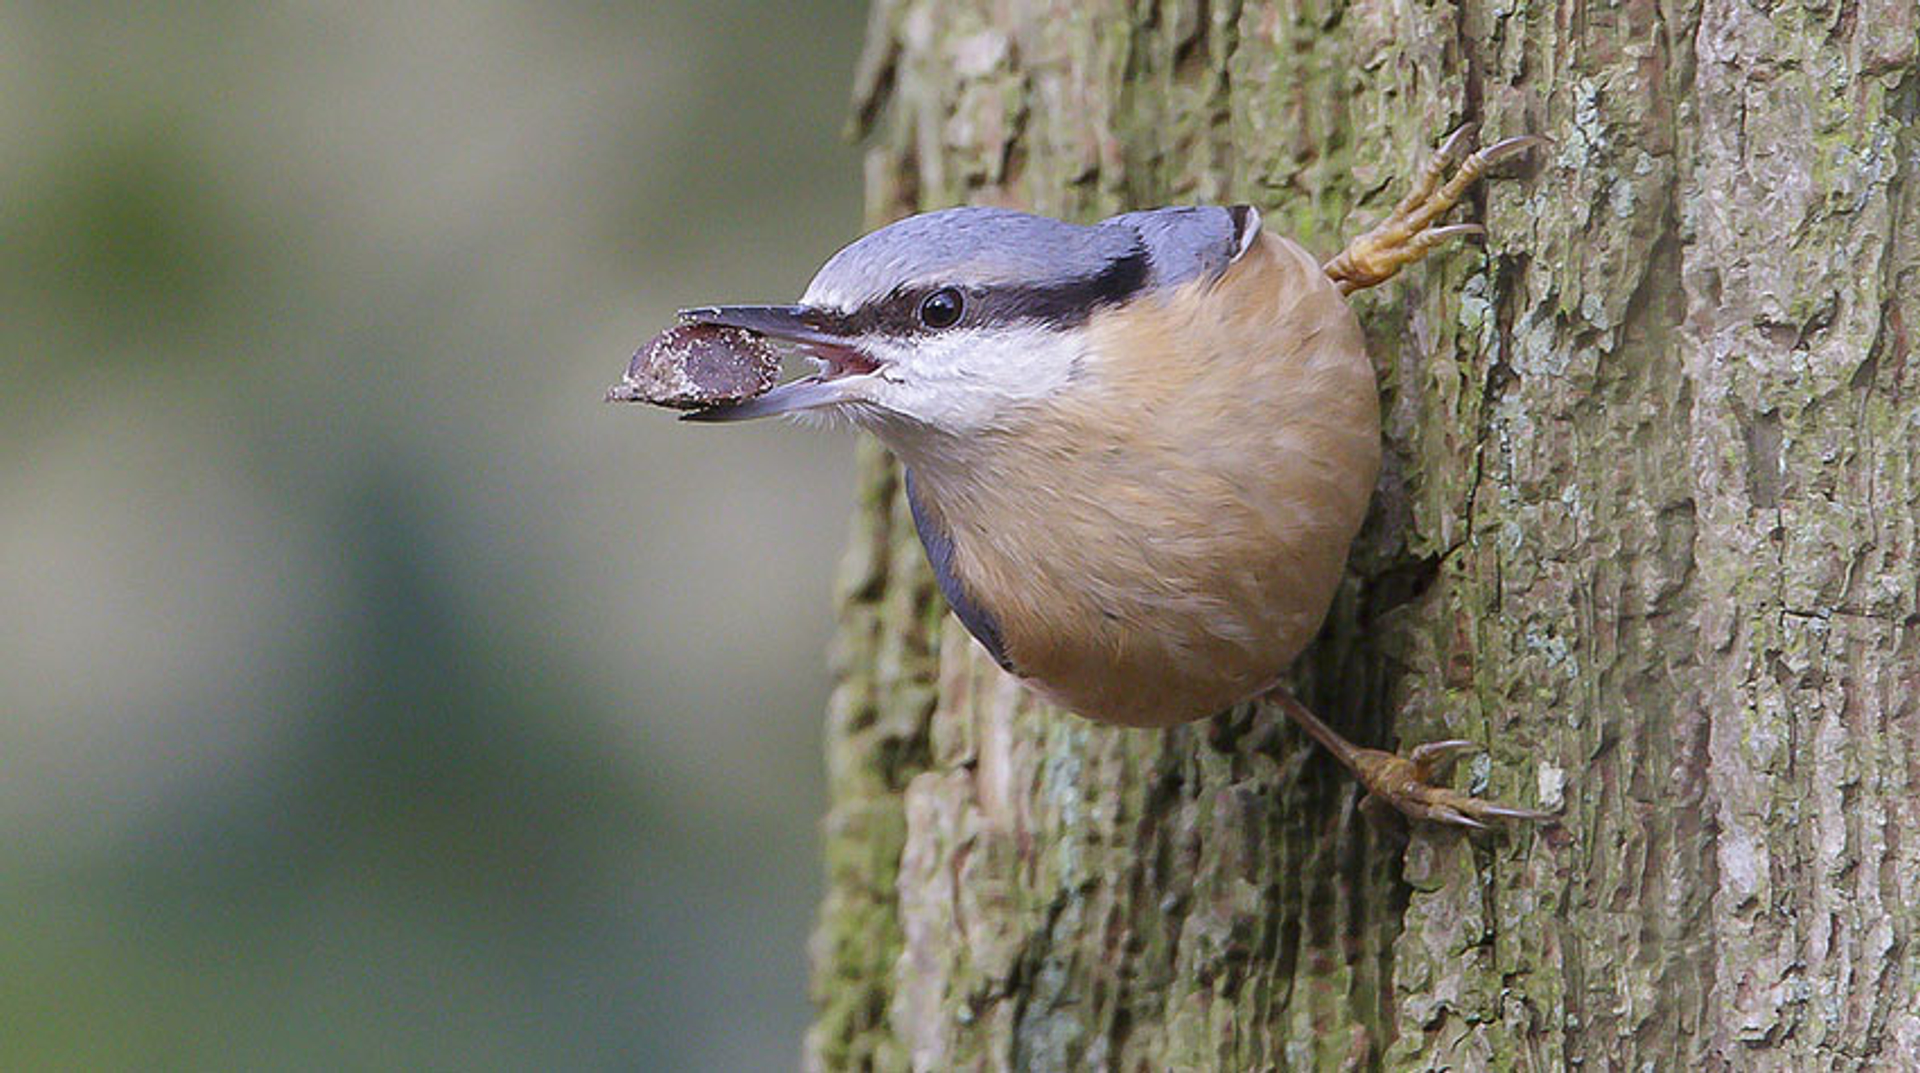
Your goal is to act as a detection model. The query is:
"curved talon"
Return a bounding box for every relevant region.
[1436,123,1477,162]
[1479,134,1551,166]
[1407,737,1481,773]
[1419,223,1486,244]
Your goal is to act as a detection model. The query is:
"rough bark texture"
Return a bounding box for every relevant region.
[807,1,1920,1069]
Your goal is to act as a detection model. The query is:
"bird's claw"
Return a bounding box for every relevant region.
[1351,740,1553,830]
[1264,687,1552,832]
[1324,124,1545,295]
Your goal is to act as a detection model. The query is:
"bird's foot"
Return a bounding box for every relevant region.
[1323,124,1546,295]
[1265,686,1551,830]
[1346,739,1552,830]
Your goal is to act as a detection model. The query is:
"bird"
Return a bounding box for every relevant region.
[678,127,1548,828]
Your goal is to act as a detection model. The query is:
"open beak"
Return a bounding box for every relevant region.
[674,305,878,422]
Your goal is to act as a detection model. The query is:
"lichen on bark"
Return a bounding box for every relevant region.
[808,1,1920,1069]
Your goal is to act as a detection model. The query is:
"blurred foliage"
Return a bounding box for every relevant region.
[0,1,866,1067]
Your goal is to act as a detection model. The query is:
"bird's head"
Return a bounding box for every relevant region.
[680,204,1261,444]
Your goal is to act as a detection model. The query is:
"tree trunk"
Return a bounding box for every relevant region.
[806,1,1920,1068]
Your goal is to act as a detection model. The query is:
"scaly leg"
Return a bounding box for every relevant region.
[1264,686,1551,829]
[1324,125,1545,296]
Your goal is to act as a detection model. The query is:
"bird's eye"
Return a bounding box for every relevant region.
[918,288,964,329]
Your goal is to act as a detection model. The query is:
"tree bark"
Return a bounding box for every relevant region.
[807,1,1920,1069]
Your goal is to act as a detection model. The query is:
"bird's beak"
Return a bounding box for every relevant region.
[675,304,878,422]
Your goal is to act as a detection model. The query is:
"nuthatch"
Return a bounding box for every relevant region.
[679,128,1546,827]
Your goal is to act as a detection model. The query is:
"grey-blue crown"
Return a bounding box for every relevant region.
[800,205,1258,317]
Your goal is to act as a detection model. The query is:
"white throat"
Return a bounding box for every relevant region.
[849,323,1087,439]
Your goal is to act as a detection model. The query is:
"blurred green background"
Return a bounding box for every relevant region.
[1,2,867,1067]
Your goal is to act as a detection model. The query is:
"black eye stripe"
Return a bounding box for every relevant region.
[979,247,1149,327]
[818,243,1152,338]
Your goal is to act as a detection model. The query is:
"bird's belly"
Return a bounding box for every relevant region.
[1016,527,1334,725]
[947,449,1364,727]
